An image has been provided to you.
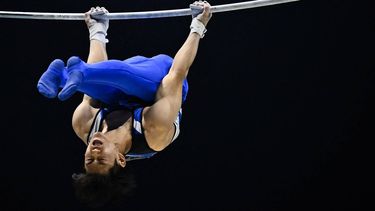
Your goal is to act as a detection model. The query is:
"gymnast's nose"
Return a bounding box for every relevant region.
[92,139,103,146]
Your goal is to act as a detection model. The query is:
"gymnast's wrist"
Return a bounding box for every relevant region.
[190,18,207,38]
[90,32,108,43]
[88,22,109,43]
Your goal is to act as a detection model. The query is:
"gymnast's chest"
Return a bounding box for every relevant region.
[102,110,133,131]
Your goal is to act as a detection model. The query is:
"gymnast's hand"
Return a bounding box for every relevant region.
[85,6,109,43]
[190,1,212,38]
[191,1,212,27]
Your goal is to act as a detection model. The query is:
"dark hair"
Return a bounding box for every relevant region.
[72,162,136,208]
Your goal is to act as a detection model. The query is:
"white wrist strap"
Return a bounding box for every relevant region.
[190,18,207,38]
[90,33,108,43]
[89,24,108,43]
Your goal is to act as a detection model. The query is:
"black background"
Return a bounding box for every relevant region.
[0,0,374,210]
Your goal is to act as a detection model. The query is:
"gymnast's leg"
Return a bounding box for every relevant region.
[38,54,188,106]
[60,54,188,103]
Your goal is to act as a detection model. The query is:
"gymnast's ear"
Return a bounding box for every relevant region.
[116,153,126,168]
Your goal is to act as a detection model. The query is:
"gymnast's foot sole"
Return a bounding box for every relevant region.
[66,56,82,67]
[57,56,84,101]
[37,59,65,98]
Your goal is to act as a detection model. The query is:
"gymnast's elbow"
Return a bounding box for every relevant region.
[168,67,189,80]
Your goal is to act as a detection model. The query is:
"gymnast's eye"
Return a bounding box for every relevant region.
[85,159,94,164]
[98,158,106,163]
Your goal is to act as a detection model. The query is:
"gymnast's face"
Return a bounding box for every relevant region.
[84,132,125,174]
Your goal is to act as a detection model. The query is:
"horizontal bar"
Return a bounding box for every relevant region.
[0,0,299,20]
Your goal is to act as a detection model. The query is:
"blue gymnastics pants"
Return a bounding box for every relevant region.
[37,54,189,108]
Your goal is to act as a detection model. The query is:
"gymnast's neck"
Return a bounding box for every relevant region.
[100,109,133,154]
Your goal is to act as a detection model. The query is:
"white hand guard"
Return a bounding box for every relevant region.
[190,18,207,38]
[87,7,109,43]
[189,2,211,38]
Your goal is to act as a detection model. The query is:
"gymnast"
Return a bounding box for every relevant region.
[36,1,212,207]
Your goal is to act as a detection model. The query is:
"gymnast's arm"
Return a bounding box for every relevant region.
[72,9,109,142]
[82,39,108,108]
[141,1,212,151]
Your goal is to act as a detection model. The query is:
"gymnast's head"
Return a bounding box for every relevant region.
[72,132,136,208]
[84,132,126,174]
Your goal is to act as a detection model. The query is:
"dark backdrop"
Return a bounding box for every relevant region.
[0,0,374,210]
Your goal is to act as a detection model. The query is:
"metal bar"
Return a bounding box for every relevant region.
[0,0,299,20]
